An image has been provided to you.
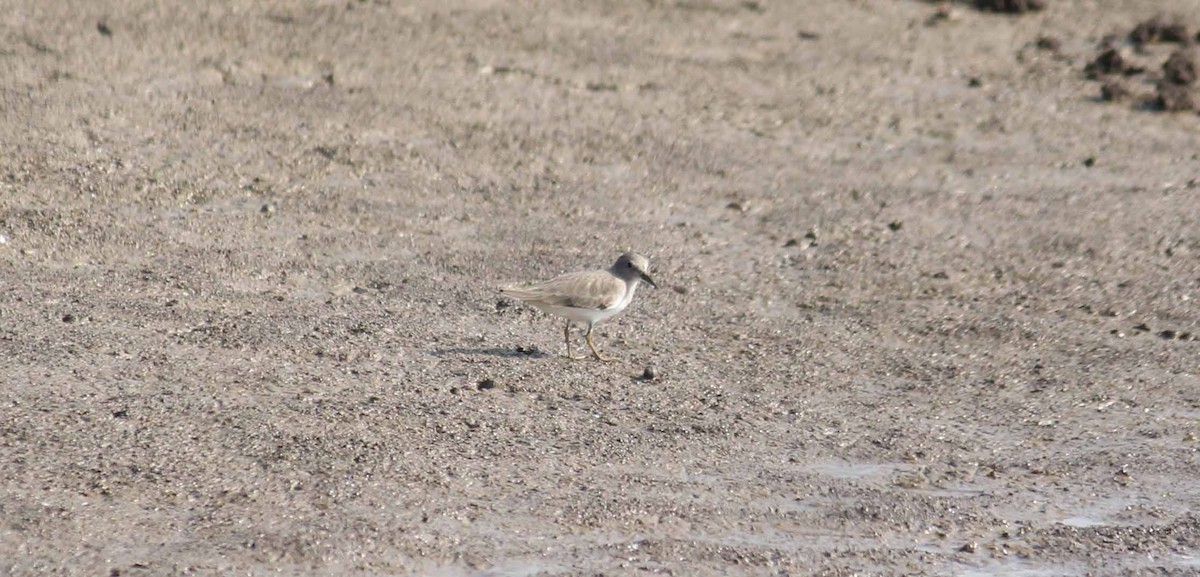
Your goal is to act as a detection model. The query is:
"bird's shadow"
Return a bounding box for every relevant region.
[426,346,551,359]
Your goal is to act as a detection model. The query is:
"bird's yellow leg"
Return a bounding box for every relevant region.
[585,324,613,362]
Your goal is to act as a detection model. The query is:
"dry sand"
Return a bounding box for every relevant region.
[2,1,1199,575]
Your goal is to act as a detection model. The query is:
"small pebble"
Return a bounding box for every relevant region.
[477,378,496,390]
[959,541,978,553]
[641,367,657,381]
[1100,80,1130,102]
[62,313,76,323]
[1035,36,1061,52]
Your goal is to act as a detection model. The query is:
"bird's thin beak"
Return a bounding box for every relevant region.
[641,273,658,288]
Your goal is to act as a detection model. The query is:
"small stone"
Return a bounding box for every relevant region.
[888,221,903,231]
[972,0,1045,14]
[967,77,983,88]
[477,378,496,390]
[1083,157,1096,168]
[1133,323,1151,332]
[1035,36,1061,52]
[672,285,688,295]
[97,21,112,37]
[62,313,76,323]
[959,541,978,553]
[641,367,657,381]
[804,230,818,240]
[1100,80,1130,102]
[726,201,746,212]
[1130,15,1190,45]
[784,238,798,247]
[260,203,276,214]
[1159,329,1177,340]
[1156,82,1196,112]
[1085,48,1128,78]
[1163,49,1197,86]
[351,286,368,294]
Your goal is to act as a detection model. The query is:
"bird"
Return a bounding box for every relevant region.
[500,252,658,361]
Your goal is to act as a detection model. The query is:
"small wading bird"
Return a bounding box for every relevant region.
[500,253,658,361]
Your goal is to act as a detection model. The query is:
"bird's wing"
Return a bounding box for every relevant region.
[501,270,625,310]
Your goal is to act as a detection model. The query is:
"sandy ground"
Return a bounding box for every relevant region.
[2,1,1200,575]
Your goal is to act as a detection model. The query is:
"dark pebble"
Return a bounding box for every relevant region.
[784,238,798,247]
[1130,16,1190,45]
[959,541,978,553]
[973,0,1045,14]
[62,313,76,323]
[1086,48,1127,78]
[1083,157,1096,168]
[1035,36,1061,52]
[1156,82,1196,112]
[888,221,903,231]
[477,378,496,390]
[967,77,983,88]
[97,21,112,37]
[1163,49,1197,86]
[641,367,657,381]
[1159,330,1177,340]
[1133,323,1151,332]
[1100,80,1130,102]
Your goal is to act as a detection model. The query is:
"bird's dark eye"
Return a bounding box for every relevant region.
[626,262,633,268]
